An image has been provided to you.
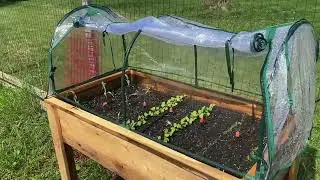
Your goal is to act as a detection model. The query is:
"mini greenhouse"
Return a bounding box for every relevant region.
[46,4,319,179]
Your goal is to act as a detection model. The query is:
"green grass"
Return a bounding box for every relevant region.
[1,0,319,90]
[0,85,57,179]
[0,85,111,179]
[0,0,320,179]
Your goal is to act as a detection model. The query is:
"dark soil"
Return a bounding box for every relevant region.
[81,85,171,124]
[76,84,260,175]
[170,107,260,173]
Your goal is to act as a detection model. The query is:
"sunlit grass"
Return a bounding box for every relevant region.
[0,0,319,179]
[0,85,111,179]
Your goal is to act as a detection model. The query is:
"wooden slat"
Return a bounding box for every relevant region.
[287,158,300,180]
[59,110,205,180]
[59,71,123,96]
[133,71,262,118]
[64,144,79,180]
[246,164,256,177]
[0,70,46,99]
[44,97,238,180]
[46,104,78,180]
[60,70,262,118]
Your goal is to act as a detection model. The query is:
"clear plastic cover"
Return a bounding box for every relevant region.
[129,34,266,101]
[79,14,267,54]
[51,28,126,91]
[48,5,319,179]
[268,24,317,178]
[51,5,127,49]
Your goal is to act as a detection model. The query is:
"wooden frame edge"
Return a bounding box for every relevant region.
[44,97,239,179]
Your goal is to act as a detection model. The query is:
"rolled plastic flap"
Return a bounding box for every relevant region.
[80,15,267,54]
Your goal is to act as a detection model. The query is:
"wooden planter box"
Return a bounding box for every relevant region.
[44,70,298,179]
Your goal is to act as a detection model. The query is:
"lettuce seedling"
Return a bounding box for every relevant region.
[160,104,215,143]
[126,95,186,130]
[136,121,142,127]
[164,137,169,143]
[169,127,176,136]
[164,129,169,137]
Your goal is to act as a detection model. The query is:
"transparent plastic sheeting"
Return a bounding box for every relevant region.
[81,15,267,54]
[51,6,267,54]
[267,24,317,178]
[51,5,127,49]
[49,5,319,179]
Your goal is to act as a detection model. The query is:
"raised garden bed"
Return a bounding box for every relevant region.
[44,70,302,179]
[45,5,317,179]
[73,73,261,173]
[54,70,264,177]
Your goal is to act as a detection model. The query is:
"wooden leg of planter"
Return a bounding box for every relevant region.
[46,105,79,180]
[64,144,78,180]
[287,158,300,180]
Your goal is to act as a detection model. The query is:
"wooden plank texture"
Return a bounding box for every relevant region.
[0,71,46,99]
[287,157,300,180]
[44,97,238,180]
[46,104,78,180]
[60,70,262,118]
[133,71,262,118]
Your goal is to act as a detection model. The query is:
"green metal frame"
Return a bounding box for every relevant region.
[120,30,142,122]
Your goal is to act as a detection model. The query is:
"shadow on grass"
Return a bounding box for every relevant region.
[297,145,317,179]
[0,0,27,7]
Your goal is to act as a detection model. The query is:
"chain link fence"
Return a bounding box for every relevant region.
[0,0,319,90]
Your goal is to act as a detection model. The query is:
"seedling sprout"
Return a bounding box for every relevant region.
[70,91,79,104]
[124,74,130,86]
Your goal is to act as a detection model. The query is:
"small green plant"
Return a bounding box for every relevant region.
[101,81,108,99]
[245,147,258,162]
[124,74,130,86]
[101,81,114,107]
[70,91,79,104]
[160,104,215,143]
[125,95,187,130]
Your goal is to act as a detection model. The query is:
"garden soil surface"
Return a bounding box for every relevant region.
[78,85,260,174]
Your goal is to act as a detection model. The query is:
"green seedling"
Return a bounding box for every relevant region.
[164,137,170,143]
[136,121,142,127]
[246,147,259,162]
[125,95,187,130]
[70,91,79,104]
[160,104,216,143]
[124,74,130,86]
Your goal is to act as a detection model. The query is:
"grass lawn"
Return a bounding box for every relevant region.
[0,0,320,179]
[0,85,111,179]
